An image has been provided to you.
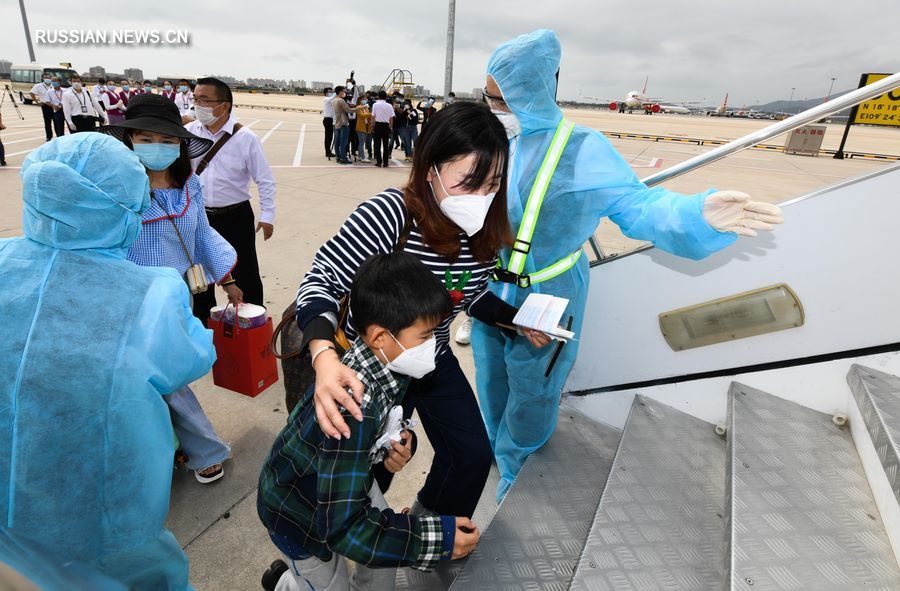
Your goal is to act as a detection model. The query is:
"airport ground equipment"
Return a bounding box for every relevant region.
[394,71,900,591]
[2,84,25,120]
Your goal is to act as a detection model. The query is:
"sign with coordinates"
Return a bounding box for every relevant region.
[853,73,900,127]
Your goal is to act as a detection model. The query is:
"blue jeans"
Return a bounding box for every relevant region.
[334,126,350,161]
[356,131,369,160]
[399,126,417,157]
[165,385,230,471]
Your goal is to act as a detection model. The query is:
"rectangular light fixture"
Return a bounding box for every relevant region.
[659,284,804,351]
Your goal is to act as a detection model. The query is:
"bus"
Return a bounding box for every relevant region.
[10,63,79,104]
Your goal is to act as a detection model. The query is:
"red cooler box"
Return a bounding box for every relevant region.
[209,316,279,397]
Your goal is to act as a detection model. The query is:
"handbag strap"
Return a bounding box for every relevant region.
[196,123,243,176]
[150,189,194,266]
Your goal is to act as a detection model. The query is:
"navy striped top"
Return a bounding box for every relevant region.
[296,188,506,354]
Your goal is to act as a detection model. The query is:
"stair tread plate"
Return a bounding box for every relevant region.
[570,395,726,591]
[849,364,900,504]
[727,383,900,591]
[448,410,621,590]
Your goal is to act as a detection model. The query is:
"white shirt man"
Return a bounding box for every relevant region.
[63,81,105,132]
[323,93,335,119]
[371,99,394,124]
[175,89,194,119]
[30,78,51,105]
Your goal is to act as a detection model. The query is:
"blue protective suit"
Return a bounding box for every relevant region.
[0,134,215,590]
[471,29,738,500]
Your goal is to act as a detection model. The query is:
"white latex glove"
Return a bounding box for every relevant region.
[702,191,784,237]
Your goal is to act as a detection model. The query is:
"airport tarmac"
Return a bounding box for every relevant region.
[1,91,897,590]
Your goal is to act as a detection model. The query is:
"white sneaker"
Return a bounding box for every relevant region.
[455,317,473,345]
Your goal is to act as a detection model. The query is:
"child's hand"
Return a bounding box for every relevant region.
[451,517,480,559]
[384,430,413,473]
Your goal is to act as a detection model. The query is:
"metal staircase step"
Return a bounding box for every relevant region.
[848,364,900,507]
[569,395,726,591]
[726,383,900,590]
[449,410,621,590]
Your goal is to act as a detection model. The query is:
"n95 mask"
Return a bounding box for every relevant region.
[381,333,436,379]
[433,165,496,236]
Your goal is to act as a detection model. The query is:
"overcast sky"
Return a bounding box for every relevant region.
[2,1,897,106]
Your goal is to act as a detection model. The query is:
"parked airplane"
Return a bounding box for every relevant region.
[586,77,696,115]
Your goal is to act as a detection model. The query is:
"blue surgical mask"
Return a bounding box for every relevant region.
[51,81,60,88]
[42,78,50,85]
[164,85,172,91]
[144,86,152,92]
[122,85,130,92]
[178,85,188,93]
[133,143,181,172]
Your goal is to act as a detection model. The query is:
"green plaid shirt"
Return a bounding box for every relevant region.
[257,339,454,570]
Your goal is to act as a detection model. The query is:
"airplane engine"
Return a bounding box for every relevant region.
[651,103,661,113]
[609,102,618,111]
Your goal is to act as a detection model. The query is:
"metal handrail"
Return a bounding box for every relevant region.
[589,71,900,264]
[641,71,900,187]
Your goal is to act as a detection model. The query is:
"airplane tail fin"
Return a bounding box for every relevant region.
[642,76,649,95]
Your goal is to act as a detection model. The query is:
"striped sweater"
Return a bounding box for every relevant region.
[296,188,514,354]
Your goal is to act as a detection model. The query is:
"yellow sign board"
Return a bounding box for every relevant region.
[854,73,900,127]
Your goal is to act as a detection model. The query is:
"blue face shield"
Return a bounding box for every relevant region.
[133,143,181,172]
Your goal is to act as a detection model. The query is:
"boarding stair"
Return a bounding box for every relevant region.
[396,366,900,590]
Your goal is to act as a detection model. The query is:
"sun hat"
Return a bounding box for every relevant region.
[100,93,214,158]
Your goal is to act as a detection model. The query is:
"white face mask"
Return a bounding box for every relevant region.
[433,165,496,236]
[194,104,222,126]
[380,332,436,379]
[492,109,521,139]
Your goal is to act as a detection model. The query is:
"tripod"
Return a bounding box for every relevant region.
[2,84,26,120]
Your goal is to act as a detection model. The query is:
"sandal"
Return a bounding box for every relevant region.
[194,464,225,484]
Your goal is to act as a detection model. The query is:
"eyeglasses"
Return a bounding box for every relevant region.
[482,87,506,107]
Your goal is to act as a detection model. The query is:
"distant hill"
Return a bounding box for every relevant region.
[748,90,854,115]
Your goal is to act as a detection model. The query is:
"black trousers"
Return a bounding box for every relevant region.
[51,109,66,138]
[192,201,264,325]
[373,122,392,166]
[41,105,55,140]
[0,137,5,164]
[71,116,97,133]
[348,119,359,154]
[374,348,492,518]
[322,117,334,157]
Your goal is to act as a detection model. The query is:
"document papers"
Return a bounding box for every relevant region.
[512,293,576,341]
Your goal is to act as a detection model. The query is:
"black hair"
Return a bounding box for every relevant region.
[122,131,193,190]
[334,85,346,95]
[196,77,233,112]
[98,78,107,84]
[403,101,511,262]
[350,252,452,336]
[178,79,189,86]
[324,87,333,94]
[448,92,456,98]
[142,80,152,85]
[378,90,387,99]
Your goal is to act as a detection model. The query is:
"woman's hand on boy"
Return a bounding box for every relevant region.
[452,518,480,559]
[384,430,414,473]
[313,351,365,439]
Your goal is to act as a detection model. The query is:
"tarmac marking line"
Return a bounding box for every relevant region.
[260,121,283,144]
[292,123,306,167]
[4,135,47,146]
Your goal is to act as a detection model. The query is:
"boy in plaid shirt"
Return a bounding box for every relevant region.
[258,252,480,590]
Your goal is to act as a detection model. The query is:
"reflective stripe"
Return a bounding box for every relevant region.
[507,119,575,276]
[529,250,582,284]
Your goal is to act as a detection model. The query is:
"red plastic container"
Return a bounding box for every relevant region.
[209,316,279,397]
